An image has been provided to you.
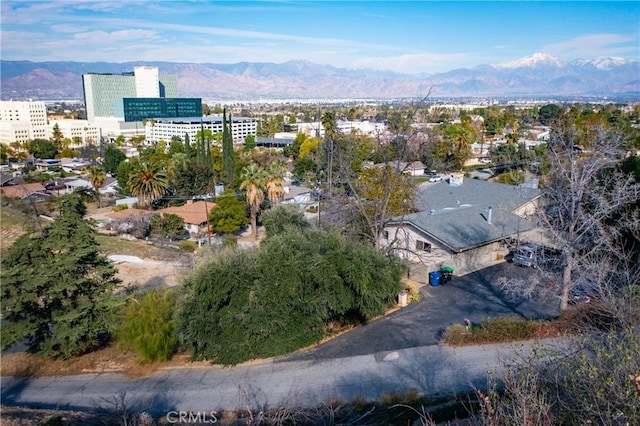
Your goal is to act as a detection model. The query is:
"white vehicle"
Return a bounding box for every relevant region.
[480,158,492,164]
[428,175,443,182]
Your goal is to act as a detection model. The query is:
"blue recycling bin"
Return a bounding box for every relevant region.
[429,271,442,287]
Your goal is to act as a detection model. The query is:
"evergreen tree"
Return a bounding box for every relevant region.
[51,123,64,150]
[208,190,249,234]
[103,144,126,174]
[222,108,236,189]
[184,133,193,158]
[169,158,216,198]
[1,193,121,358]
[197,120,206,163]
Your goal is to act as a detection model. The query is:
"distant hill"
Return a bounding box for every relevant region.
[1,53,639,101]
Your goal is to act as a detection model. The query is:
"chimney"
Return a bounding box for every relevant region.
[487,206,492,224]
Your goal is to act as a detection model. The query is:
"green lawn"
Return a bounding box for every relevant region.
[412,176,429,184]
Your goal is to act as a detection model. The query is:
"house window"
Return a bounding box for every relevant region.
[382,230,389,240]
[416,240,431,252]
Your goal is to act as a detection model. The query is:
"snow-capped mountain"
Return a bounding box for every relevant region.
[494,52,566,69]
[572,57,634,70]
[1,52,638,100]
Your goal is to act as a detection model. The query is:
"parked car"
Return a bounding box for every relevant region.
[480,158,492,164]
[512,243,561,270]
[428,175,443,182]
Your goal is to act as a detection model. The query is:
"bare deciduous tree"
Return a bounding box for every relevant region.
[508,111,639,311]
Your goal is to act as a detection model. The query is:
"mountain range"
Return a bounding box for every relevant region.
[1,53,638,101]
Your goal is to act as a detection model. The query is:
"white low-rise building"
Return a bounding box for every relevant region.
[145,116,257,144]
[48,119,101,147]
[0,101,48,144]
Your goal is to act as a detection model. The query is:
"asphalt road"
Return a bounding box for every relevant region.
[1,262,562,414]
[1,339,565,415]
[279,262,560,362]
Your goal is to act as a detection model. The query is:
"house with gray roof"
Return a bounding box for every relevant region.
[380,173,543,274]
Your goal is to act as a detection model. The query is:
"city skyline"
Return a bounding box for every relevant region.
[2,1,639,75]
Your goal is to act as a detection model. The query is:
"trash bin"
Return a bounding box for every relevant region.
[440,266,454,284]
[429,271,442,287]
[398,291,408,307]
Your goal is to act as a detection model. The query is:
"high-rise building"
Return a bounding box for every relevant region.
[82,66,183,122]
[0,101,48,144]
[82,66,201,138]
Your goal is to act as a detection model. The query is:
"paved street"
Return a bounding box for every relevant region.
[1,262,562,414]
[280,262,559,361]
[1,339,563,414]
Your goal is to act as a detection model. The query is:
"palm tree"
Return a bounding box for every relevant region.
[84,165,106,208]
[128,162,169,208]
[240,164,267,240]
[266,160,287,207]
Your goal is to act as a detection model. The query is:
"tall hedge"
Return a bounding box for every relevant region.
[177,223,403,365]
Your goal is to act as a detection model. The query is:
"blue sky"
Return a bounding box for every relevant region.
[2,1,639,74]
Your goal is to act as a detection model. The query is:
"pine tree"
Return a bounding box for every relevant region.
[222,108,236,189]
[1,193,122,358]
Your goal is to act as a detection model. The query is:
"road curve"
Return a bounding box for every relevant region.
[1,339,564,415]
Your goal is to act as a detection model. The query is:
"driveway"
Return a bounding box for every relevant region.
[279,262,560,362]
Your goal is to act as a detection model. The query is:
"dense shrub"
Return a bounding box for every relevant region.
[116,288,180,363]
[441,315,538,345]
[177,224,403,365]
[178,240,197,252]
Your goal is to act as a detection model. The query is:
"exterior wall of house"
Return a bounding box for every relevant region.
[381,223,514,275]
[381,224,451,266]
[185,223,201,235]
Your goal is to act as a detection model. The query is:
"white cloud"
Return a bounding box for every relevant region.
[50,24,87,33]
[544,33,639,59]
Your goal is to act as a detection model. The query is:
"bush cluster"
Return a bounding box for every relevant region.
[177,209,404,365]
[115,288,180,363]
[441,315,538,345]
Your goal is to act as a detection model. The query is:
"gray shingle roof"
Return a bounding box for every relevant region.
[414,176,540,213]
[389,177,540,252]
[394,205,536,252]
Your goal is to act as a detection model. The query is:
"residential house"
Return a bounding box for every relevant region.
[281,185,313,207]
[99,176,119,197]
[366,161,427,176]
[60,158,92,174]
[63,177,92,194]
[380,174,542,274]
[35,159,61,172]
[155,200,215,237]
[0,181,51,203]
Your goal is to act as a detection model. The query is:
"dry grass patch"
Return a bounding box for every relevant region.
[441,314,563,346]
[0,345,209,379]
